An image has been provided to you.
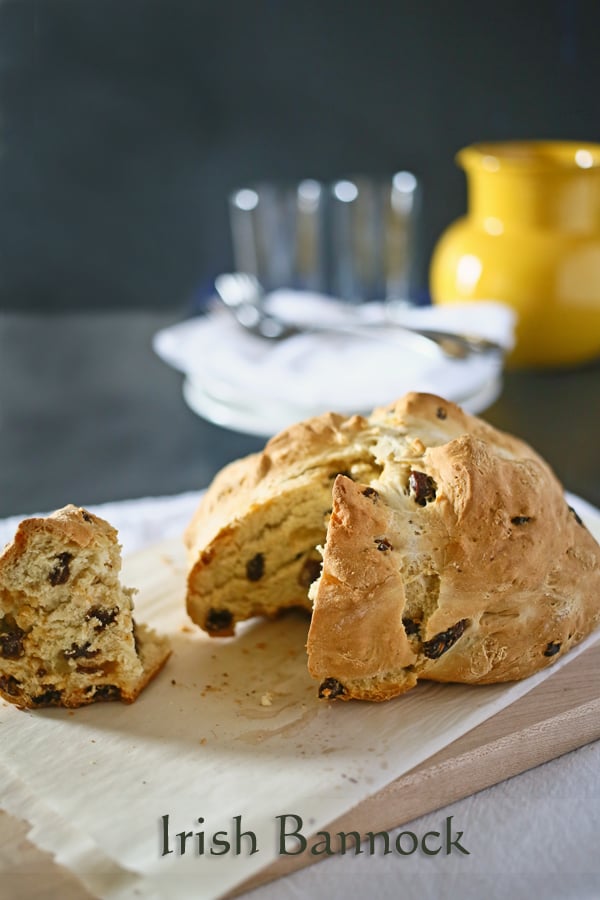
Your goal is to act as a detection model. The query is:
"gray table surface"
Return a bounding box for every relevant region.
[0,311,266,518]
[1,309,599,520]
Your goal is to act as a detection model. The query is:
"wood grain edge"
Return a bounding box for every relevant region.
[0,816,96,900]
[227,643,600,897]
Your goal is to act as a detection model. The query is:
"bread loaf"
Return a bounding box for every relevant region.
[0,505,170,709]
[185,393,600,700]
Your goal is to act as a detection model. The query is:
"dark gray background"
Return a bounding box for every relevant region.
[1,0,600,311]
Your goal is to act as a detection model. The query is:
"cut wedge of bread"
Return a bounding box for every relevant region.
[0,505,170,709]
[184,411,382,635]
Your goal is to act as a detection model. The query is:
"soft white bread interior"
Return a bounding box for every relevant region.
[184,412,382,635]
[0,505,170,709]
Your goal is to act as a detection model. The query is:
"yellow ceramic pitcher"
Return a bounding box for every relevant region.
[430,141,600,367]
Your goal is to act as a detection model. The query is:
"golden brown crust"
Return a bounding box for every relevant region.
[307,476,417,690]
[0,505,170,709]
[183,411,368,559]
[0,505,115,568]
[184,391,600,701]
[308,398,600,700]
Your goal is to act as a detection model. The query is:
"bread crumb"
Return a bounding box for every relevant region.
[260,692,273,707]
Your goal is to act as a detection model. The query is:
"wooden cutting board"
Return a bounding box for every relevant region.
[1,638,599,900]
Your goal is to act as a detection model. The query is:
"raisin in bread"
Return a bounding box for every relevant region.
[184,411,382,635]
[185,393,538,634]
[0,505,170,709]
[185,392,600,700]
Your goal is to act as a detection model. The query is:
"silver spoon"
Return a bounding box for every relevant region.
[214,273,504,361]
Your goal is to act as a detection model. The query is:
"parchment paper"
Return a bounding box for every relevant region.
[1,495,599,900]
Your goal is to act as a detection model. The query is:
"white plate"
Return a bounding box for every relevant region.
[154,296,514,437]
[182,371,504,438]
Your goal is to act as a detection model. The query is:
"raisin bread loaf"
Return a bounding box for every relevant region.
[0,505,170,709]
[185,393,600,700]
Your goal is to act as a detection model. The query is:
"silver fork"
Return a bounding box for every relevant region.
[214,273,504,360]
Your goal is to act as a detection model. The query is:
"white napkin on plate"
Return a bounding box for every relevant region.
[154,293,515,429]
